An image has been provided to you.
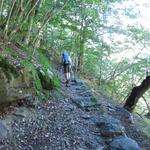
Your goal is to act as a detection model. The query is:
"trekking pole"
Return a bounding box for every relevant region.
[70,65,76,82]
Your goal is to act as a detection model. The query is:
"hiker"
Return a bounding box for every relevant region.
[62,51,72,85]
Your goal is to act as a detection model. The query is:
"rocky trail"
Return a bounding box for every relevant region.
[0,71,150,150]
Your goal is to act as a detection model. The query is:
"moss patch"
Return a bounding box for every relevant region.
[0,57,19,81]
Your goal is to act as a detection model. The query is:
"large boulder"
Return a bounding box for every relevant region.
[0,58,34,105]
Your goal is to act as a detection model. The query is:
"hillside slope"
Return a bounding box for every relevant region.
[0,68,150,150]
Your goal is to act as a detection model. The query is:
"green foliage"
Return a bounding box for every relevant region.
[52,75,60,88]
[90,96,97,102]
[21,60,42,94]
[5,47,13,52]
[38,50,58,89]
[22,48,60,93]
[134,114,150,139]
[38,50,51,69]
[129,27,150,42]
[33,70,43,92]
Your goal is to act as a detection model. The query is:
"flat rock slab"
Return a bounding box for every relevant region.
[78,91,93,97]
[13,107,33,118]
[72,97,101,110]
[109,136,140,150]
[92,116,125,138]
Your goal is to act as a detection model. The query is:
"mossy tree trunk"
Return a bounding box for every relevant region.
[124,75,150,112]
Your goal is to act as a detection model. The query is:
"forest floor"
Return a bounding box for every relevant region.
[0,69,150,150]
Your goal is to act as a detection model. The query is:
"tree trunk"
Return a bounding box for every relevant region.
[124,75,150,112]
[4,0,17,38]
[77,0,86,72]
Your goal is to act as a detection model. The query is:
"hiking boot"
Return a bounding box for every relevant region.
[65,80,71,87]
[66,84,70,87]
[65,80,69,84]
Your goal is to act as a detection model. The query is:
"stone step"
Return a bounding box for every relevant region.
[72,97,101,110]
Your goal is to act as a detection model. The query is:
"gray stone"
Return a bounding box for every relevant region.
[13,107,32,118]
[0,67,34,104]
[72,97,101,110]
[36,67,56,90]
[81,114,92,119]
[76,79,85,86]
[115,106,134,123]
[109,136,140,150]
[0,121,9,139]
[93,116,125,138]
[47,69,54,79]
[78,91,93,97]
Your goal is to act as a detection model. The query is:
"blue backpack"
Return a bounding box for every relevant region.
[63,51,70,64]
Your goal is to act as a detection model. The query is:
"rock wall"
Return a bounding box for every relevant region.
[0,61,34,105]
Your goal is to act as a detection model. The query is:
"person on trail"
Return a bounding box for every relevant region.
[62,51,72,86]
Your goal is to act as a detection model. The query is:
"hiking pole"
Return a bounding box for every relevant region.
[70,65,77,82]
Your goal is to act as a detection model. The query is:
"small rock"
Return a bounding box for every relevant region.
[109,136,140,150]
[81,114,91,119]
[0,121,9,139]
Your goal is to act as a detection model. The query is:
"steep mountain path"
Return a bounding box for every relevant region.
[0,69,150,149]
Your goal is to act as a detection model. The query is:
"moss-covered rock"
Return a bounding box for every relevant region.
[36,67,60,90]
[0,58,35,104]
